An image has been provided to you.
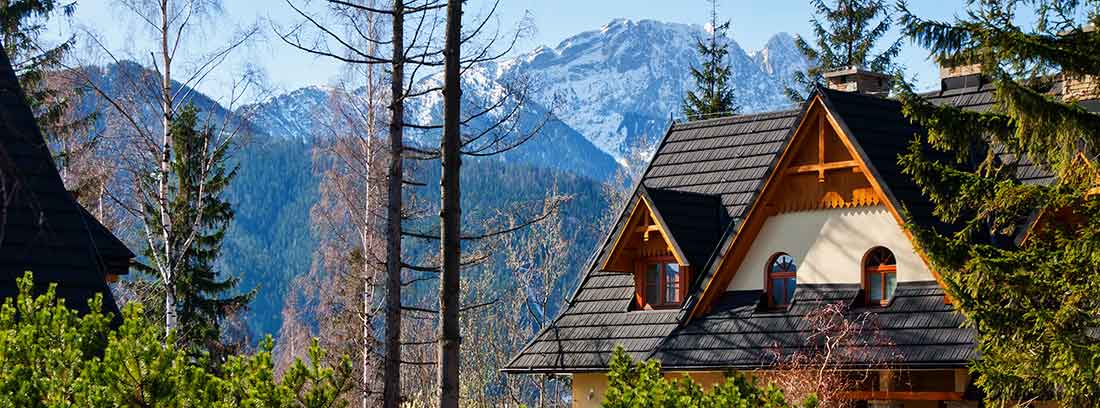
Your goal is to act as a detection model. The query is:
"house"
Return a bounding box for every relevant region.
[0,45,133,316]
[504,64,1098,407]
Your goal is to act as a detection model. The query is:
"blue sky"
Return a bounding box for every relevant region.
[48,0,966,102]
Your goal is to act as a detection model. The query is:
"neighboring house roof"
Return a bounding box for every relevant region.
[0,46,133,316]
[505,75,1091,374]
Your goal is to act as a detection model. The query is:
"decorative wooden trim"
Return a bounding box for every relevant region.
[690,94,954,317]
[817,102,951,301]
[688,100,825,318]
[785,160,861,175]
[837,391,964,401]
[600,194,689,272]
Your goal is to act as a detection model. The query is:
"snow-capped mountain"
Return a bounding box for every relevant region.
[498,19,808,161]
[751,32,811,89]
[248,19,809,170]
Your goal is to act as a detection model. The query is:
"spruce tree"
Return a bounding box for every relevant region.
[785,0,902,102]
[137,105,254,363]
[895,1,1100,404]
[682,0,739,121]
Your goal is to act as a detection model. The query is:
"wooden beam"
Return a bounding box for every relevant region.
[785,160,861,175]
[838,391,964,401]
[634,225,662,234]
[818,116,826,182]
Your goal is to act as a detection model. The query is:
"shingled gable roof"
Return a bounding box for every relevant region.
[0,45,132,315]
[503,110,801,373]
[505,76,1090,375]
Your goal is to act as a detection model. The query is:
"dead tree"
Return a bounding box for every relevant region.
[277,1,448,406]
[281,0,553,405]
[437,1,461,406]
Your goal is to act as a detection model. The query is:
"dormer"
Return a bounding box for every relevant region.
[602,187,725,310]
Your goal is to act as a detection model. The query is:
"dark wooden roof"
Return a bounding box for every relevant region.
[653,282,975,370]
[0,45,132,316]
[505,75,1087,374]
[504,110,801,373]
[643,187,725,268]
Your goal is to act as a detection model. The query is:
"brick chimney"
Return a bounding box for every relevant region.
[823,66,891,96]
[1062,23,1098,102]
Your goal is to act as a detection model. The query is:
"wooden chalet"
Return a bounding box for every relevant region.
[504,65,1098,408]
[0,45,133,316]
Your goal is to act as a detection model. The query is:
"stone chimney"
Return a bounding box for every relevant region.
[936,53,984,91]
[823,66,891,96]
[1062,23,1098,102]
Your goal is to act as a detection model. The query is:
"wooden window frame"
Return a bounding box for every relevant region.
[863,247,897,306]
[634,257,687,309]
[766,252,797,308]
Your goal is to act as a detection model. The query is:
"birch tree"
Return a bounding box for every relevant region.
[73,0,261,338]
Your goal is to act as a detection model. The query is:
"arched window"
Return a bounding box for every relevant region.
[767,253,797,307]
[864,247,897,306]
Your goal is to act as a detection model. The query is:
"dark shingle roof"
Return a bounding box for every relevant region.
[653,282,975,370]
[643,110,801,221]
[0,46,132,316]
[504,111,800,373]
[506,76,1088,374]
[643,187,725,268]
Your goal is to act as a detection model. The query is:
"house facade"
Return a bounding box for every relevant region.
[0,45,132,316]
[504,66,1097,407]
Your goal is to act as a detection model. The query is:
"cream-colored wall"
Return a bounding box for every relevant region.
[571,372,728,408]
[727,206,934,291]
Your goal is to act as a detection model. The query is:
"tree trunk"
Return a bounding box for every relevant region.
[382,1,405,407]
[438,0,462,406]
[159,0,176,338]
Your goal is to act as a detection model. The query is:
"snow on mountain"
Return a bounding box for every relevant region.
[751,32,811,89]
[247,19,809,170]
[498,20,806,161]
[247,86,333,143]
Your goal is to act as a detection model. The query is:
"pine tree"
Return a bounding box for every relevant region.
[895,1,1100,404]
[785,0,901,102]
[137,105,254,363]
[682,0,739,121]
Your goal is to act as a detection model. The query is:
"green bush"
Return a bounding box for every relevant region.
[0,272,353,407]
[602,346,817,408]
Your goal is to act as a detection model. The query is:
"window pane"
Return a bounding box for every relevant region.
[869,272,882,302]
[885,272,897,301]
[771,279,784,306]
[785,277,796,304]
[664,264,680,304]
[646,264,660,304]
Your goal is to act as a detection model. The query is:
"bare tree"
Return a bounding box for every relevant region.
[761,302,901,408]
[67,0,262,338]
[461,188,573,407]
[280,0,554,405]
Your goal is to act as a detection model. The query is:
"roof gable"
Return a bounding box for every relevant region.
[687,90,943,319]
[601,189,691,270]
